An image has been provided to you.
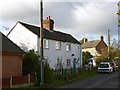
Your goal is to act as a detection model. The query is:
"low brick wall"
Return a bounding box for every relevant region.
[2,74,37,88]
[2,78,10,88]
[12,75,28,85]
[30,74,36,83]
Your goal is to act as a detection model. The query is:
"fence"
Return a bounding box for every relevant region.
[2,73,37,88]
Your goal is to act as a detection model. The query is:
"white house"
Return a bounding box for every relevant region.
[7,16,82,69]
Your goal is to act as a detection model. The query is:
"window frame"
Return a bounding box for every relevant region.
[56,41,61,50]
[66,43,71,51]
[43,39,49,49]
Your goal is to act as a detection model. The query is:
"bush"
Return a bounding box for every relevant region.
[22,50,39,75]
[44,63,55,84]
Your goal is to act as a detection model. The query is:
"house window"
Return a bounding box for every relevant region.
[43,39,49,48]
[57,57,62,69]
[56,41,61,50]
[66,43,71,51]
[44,56,48,64]
[66,59,71,67]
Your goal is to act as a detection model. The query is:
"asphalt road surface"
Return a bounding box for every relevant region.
[59,72,119,88]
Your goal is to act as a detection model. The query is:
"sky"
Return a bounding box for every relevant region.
[0,0,119,44]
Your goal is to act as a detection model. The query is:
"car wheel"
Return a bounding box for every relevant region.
[111,69,113,73]
[109,69,112,74]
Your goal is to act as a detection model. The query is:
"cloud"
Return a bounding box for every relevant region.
[0,1,118,41]
[72,2,118,34]
[1,0,39,24]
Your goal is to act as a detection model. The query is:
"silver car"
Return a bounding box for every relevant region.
[98,62,113,73]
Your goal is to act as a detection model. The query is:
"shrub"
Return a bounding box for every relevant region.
[22,50,39,75]
[44,63,55,84]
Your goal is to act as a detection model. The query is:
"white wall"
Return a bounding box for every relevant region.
[8,23,38,52]
[43,39,81,69]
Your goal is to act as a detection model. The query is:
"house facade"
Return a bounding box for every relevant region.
[82,36,108,57]
[0,32,24,78]
[7,16,82,69]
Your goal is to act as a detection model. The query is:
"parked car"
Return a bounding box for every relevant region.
[110,61,118,72]
[98,62,113,73]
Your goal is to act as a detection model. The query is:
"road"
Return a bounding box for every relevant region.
[59,72,119,88]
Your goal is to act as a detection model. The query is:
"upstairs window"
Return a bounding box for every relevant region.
[43,39,49,48]
[56,41,61,50]
[66,43,71,51]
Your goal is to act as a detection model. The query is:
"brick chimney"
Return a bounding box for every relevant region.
[100,36,104,41]
[43,16,54,30]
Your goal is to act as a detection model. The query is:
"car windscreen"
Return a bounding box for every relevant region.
[99,64,109,68]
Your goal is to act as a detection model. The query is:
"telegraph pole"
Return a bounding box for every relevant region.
[108,29,111,61]
[40,0,44,85]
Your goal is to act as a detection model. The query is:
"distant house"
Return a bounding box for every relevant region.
[7,16,82,69]
[82,36,108,57]
[0,32,24,78]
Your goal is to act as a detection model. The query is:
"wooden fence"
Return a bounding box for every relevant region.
[2,73,37,88]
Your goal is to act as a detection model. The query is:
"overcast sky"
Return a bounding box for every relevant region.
[0,0,119,43]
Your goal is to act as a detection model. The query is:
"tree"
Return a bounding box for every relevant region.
[22,49,39,75]
[82,51,93,63]
[111,49,120,60]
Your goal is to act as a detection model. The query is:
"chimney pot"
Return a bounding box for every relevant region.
[48,16,50,19]
[100,36,104,41]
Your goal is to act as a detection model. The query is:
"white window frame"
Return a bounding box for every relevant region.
[56,41,61,50]
[43,39,49,49]
[66,43,71,51]
[44,56,48,64]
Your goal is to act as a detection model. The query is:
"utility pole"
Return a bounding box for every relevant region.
[39,0,44,85]
[108,29,111,61]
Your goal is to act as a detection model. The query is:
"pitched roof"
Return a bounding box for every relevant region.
[19,21,80,44]
[0,32,24,53]
[82,40,100,49]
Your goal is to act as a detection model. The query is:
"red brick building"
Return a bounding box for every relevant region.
[82,36,108,57]
[0,32,24,78]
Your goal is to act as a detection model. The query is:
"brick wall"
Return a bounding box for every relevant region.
[96,41,108,54]
[2,52,23,78]
[2,74,37,88]
[43,16,54,30]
